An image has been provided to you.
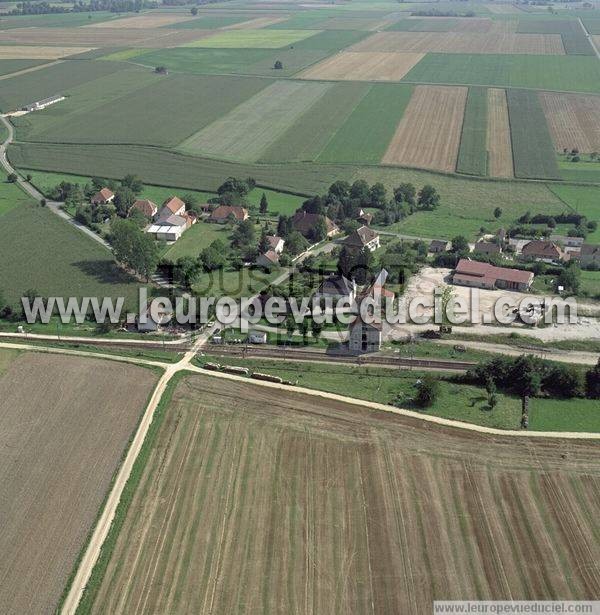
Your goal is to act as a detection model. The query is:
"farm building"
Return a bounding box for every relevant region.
[343,226,380,252]
[130,199,157,218]
[90,188,114,206]
[580,243,600,267]
[159,196,185,218]
[348,316,382,354]
[266,235,285,254]
[549,235,584,249]
[209,205,249,224]
[22,94,65,112]
[452,259,534,292]
[255,250,280,269]
[474,241,502,255]
[357,211,373,226]
[147,212,196,243]
[314,274,357,303]
[292,210,339,239]
[429,239,450,253]
[521,240,568,263]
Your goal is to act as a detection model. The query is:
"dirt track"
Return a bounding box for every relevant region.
[88,373,600,614]
[0,352,156,615]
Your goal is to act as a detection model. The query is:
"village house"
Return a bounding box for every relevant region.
[453,259,534,291]
[429,239,450,254]
[521,240,568,263]
[146,211,196,242]
[90,187,115,206]
[348,317,382,354]
[580,243,600,267]
[291,210,339,239]
[266,235,285,254]
[357,211,373,226]
[158,196,186,218]
[130,199,157,219]
[474,240,502,255]
[209,205,249,224]
[255,250,280,269]
[314,274,357,304]
[343,225,380,252]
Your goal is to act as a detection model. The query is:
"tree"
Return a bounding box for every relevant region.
[285,314,296,338]
[114,186,135,217]
[121,174,143,194]
[173,256,201,289]
[451,235,470,255]
[414,375,439,408]
[493,207,503,219]
[337,245,356,278]
[311,217,328,243]
[328,180,351,200]
[355,246,374,284]
[285,231,308,256]
[298,319,309,345]
[232,219,255,249]
[218,177,251,197]
[110,218,159,280]
[273,60,283,70]
[585,359,600,399]
[259,192,268,214]
[7,173,17,183]
[556,264,581,295]
[258,229,270,254]
[182,193,201,215]
[190,5,198,14]
[417,185,440,210]
[310,318,323,342]
[512,355,541,399]
[350,179,370,203]
[201,239,228,272]
[369,182,387,208]
[393,182,416,207]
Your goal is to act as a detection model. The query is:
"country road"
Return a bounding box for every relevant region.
[579,17,600,60]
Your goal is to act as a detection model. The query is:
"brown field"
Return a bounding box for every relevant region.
[87,374,600,614]
[0,352,157,615]
[382,84,467,171]
[539,91,600,153]
[223,16,288,29]
[350,31,565,54]
[0,27,211,48]
[487,88,514,177]
[0,45,91,58]
[86,13,194,29]
[486,3,524,13]
[299,51,424,81]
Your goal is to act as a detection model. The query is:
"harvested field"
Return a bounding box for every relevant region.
[409,17,494,33]
[539,91,600,153]
[0,27,211,48]
[382,84,467,172]
[350,31,565,54]
[487,87,514,177]
[178,80,330,161]
[0,45,91,58]
[0,352,157,615]
[299,51,424,81]
[86,13,194,28]
[84,374,600,614]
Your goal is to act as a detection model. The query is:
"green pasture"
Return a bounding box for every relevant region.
[0,59,46,76]
[0,10,116,28]
[558,159,600,184]
[456,86,488,177]
[183,29,319,48]
[168,14,252,29]
[547,184,600,241]
[162,220,229,261]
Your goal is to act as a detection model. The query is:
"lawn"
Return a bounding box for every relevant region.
[318,83,413,164]
[0,182,142,306]
[260,81,370,163]
[183,29,320,48]
[506,89,561,180]
[162,220,230,261]
[402,53,600,94]
[0,59,129,113]
[16,72,269,148]
[194,355,600,432]
[456,86,488,176]
[547,183,600,241]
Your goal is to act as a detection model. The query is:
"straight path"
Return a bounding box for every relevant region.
[0,59,63,81]
[579,17,600,60]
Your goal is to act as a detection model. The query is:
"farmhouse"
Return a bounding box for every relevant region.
[159,196,186,217]
[429,239,450,253]
[452,259,534,291]
[90,187,115,206]
[130,199,157,218]
[209,205,249,224]
[521,240,568,263]
[348,316,382,354]
[266,235,285,254]
[357,211,373,226]
[580,243,600,267]
[314,274,357,303]
[147,212,196,243]
[255,250,280,269]
[343,226,380,252]
[22,94,65,112]
[474,240,501,255]
[291,210,339,239]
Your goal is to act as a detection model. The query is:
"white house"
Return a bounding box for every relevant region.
[343,226,380,252]
[266,235,285,254]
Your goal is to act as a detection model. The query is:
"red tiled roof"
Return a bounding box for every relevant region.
[291,210,338,235]
[455,259,533,285]
[161,196,185,214]
[91,187,114,203]
[131,199,157,217]
[522,240,562,258]
[210,205,248,221]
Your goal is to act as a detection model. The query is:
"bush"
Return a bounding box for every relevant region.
[414,376,439,408]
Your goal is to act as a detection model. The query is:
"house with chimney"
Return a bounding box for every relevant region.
[343,226,380,252]
[291,210,339,239]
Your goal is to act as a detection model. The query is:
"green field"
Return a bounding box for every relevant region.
[582,18,600,34]
[0,182,141,305]
[260,81,370,163]
[16,72,269,147]
[289,28,370,51]
[0,59,128,112]
[169,14,252,29]
[162,220,230,261]
[456,86,488,176]
[558,159,600,184]
[178,80,331,161]
[318,83,413,164]
[0,59,46,76]
[548,184,600,241]
[183,29,319,48]
[0,10,116,28]
[506,89,561,180]
[402,53,600,93]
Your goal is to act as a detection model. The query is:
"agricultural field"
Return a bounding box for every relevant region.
[183,28,319,48]
[86,12,194,29]
[539,92,600,154]
[548,184,600,242]
[80,374,600,614]
[0,58,45,76]
[456,86,488,176]
[506,88,561,180]
[0,351,157,615]
[486,87,514,178]
[382,85,468,172]
[0,45,91,59]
